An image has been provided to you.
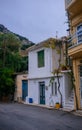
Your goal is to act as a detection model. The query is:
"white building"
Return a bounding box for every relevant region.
[27,38,74,110]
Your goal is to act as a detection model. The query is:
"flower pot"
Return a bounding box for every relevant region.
[55,103,61,109]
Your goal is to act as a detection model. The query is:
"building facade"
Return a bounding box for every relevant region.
[27,38,74,109]
[14,73,28,102]
[65,0,82,109]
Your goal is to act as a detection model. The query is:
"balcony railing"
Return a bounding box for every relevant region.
[68,23,82,48]
[68,32,82,48]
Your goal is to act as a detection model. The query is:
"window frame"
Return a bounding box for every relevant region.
[37,50,45,68]
[51,82,57,96]
[77,23,82,44]
[54,82,57,96]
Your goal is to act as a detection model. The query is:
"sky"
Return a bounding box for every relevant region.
[0,0,67,43]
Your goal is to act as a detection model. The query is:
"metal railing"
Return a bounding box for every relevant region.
[68,32,82,48]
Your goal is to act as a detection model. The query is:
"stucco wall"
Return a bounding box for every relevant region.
[63,72,72,99]
[28,76,65,107]
[27,71,73,108]
[28,46,64,79]
[28,47,53,79]
[52,46,65,70]
[27,46,70,107]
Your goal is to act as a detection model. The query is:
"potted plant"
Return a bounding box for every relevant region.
[55,102,61,109]
[61,64,67,71]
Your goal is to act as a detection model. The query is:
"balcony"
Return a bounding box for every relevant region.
[68,33,82,48]
[65,0,82,18]
[68,23,82,58]
[68,34,82,58]
[68,43,82,58]
[68,23,82,48]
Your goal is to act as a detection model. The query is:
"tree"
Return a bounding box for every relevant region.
[0,33,24,100]
[0,33,21,67]
[0,68,14,98]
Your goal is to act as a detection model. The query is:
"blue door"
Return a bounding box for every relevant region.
[22,80,28,101]
[39,82,45,104]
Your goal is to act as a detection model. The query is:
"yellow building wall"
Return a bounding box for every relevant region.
[65,0,82,109]
[73,59,81,109]
[14,74,28,102]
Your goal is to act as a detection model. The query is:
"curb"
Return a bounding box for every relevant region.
[24,102,55,110]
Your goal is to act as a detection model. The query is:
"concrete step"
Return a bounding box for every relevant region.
[64,90,74,110]
[66,101,74,104]
[68,100,74,103]
[64,106,74,110]
[64,101,74,109]
[64,105,74,109]
[65,104,74,107]
[65,101,74,104]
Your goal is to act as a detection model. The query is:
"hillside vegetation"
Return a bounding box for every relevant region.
[0,24,34,100]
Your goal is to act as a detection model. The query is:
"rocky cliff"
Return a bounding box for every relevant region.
[0,24,35,50]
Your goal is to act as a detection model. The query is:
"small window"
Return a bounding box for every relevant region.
[37,50,44,68]
[79,65,82,77]
[55,82,57,95]
[77,23,82,44]
[51,82,57,95]
[51,82,54,95]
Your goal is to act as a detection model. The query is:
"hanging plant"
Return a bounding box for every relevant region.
[49,77,55,86]
[52,69,60,75]
[44,38,62,49]
[61,64,67,71]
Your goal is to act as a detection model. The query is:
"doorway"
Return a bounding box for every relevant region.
[39,82,45,104]
[22,80,28,101]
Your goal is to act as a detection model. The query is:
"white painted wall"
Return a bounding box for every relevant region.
[62,72,72,99]
[28,47,53,79]
[28,46,65,79]
[28,76,65,107]
[28,78,51,104]
[27,45,72,108]
[27,73,72,107]
[52,46,64,70]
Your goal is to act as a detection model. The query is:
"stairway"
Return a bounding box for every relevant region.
[64,90,74,110]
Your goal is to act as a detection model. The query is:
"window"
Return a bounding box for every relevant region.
[51,82,57,95]
[77,23,82,44]
[37,50,44,68]
[55,82,57,95]
[51,82,54,95]
[79,65,82,77]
